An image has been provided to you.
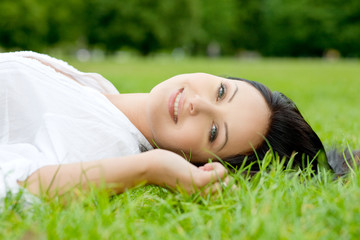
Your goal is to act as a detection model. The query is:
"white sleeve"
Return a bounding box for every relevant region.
[11,51,119,94]
[0,144,49,197]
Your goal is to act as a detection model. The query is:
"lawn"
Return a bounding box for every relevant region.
[1,56,360,239]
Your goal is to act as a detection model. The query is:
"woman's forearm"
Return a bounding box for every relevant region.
[22,152,154,196]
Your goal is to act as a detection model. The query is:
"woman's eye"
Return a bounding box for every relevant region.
[217,83,226,101]
[209,123,218,143]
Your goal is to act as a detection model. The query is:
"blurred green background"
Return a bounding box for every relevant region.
[1,0,359,57]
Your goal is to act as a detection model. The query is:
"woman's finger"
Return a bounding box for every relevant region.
[202,163,215,171]
[201,174,233,195]
[223,176,230,186]
[209,163,227,180]
[203,182,222,195]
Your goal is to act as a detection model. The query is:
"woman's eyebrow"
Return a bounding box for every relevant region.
[228,83,238,102]
[218,122,228,152]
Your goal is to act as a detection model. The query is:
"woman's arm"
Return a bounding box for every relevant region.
[21,149,227,197]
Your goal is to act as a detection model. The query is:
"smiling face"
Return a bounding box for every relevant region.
[146,73,271,164]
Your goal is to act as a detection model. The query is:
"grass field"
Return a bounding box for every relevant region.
[2,57,360,239]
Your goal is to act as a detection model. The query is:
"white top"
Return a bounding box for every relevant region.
[0,51,153,197]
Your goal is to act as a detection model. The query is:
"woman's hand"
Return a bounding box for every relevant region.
[147,149,228,194]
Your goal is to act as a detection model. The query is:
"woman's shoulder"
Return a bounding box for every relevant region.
[0,51,119,95]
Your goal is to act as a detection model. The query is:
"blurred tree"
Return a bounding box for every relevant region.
[0,0,48,50]
[83,0,202,55]
[261,0,360,57]
[0,0,359,56]
[43,0,85,48]
[197,0,238,55]
[335,0,360,56]
[261,0,335,56]
[231,0,265,53]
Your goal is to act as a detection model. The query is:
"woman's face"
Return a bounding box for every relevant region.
[146,73,270,164]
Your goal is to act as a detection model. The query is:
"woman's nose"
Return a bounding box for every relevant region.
[189,95,214,116]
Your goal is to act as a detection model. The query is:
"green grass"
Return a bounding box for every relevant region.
[2,57,360,239]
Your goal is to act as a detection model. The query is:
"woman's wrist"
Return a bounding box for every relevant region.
[143,149,178,187]
[144,149,204,191]
[142,149,163,186]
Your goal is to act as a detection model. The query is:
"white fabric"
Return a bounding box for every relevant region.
[0,51,153,197]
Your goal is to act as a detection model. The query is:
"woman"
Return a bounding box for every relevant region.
[0,51,328,198]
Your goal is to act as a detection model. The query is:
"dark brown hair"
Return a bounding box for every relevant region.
[224,77,330,172]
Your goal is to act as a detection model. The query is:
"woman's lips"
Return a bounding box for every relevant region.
[168,88,184,123]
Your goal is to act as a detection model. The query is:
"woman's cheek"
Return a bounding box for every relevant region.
[180,132,203,152]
